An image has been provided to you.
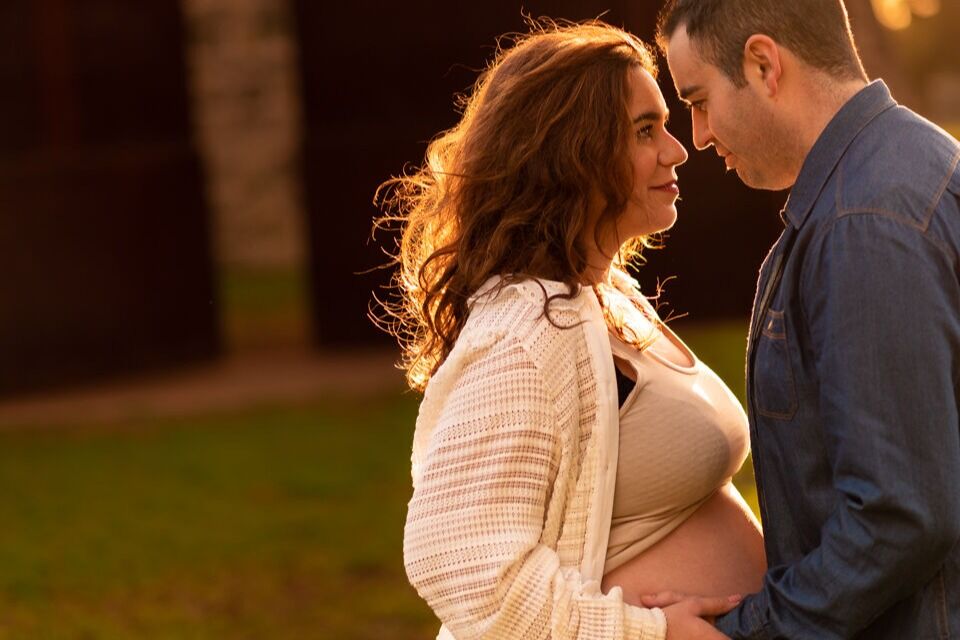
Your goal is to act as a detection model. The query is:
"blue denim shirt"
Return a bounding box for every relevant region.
[716,81,960,639]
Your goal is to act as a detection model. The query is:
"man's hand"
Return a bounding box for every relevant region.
[642,592,742,640]
[641,590,742,609]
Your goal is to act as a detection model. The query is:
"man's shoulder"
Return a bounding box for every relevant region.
[833,106,960,228]
[855,103,959,163]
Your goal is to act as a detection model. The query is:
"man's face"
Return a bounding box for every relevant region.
[665,26,791,190]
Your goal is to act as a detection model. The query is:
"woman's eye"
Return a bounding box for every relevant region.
[636,125,654,140]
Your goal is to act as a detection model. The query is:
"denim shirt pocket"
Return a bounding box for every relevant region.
[754,308,798,420]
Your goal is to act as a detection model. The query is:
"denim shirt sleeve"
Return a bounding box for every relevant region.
[717,212,960,639]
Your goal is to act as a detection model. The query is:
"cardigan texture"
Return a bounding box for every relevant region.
[403,274,667,640]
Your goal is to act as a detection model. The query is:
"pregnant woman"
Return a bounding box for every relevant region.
[375,18,765,640]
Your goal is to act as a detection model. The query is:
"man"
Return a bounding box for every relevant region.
[650,0,960,637]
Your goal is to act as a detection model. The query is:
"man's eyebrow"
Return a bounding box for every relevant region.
[678,85,702,101]
[632,109,669,124]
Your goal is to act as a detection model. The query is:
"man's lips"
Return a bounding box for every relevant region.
[720,153,736,170]
[651,180,679,194]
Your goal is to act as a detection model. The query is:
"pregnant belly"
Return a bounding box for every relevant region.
[601,482,766,603]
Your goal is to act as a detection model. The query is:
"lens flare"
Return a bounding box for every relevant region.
[871,0,942,29]
[871,0,912,30]
[909,0,941,18]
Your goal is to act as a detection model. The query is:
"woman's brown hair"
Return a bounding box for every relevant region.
[374,18,660,391]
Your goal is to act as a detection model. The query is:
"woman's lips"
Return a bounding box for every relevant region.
[651,180,679,195]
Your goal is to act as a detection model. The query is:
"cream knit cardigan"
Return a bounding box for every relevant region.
[404,275,667,640]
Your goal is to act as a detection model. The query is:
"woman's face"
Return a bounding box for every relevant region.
[615,66,689,240]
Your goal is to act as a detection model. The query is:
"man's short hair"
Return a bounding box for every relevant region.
[656,0,868,87]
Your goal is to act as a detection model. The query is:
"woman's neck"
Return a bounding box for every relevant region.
[581,244,617,285]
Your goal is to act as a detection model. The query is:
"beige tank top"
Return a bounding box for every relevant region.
[604,315,750,574]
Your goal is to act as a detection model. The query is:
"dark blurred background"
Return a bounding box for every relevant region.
[3,0,957,394]
[0,0,954,391]
[0,1,955,637]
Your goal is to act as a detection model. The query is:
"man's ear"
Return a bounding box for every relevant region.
[743,34,782,96]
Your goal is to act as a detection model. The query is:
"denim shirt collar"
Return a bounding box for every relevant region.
[784,80,897,228]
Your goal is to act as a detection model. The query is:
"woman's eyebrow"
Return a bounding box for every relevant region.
[633,109,669,124]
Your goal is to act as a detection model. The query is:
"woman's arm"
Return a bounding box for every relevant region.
[404,333,666,640]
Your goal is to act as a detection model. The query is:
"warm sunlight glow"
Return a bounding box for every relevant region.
[909,0,941,18]
[872,0,913,30]
[871,0,942,30]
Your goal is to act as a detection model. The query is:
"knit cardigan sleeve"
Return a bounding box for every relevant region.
[403,300,666,640]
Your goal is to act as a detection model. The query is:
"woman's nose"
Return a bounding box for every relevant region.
[661,130,689,167]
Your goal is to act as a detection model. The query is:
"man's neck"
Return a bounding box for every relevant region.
[792,77,869,179]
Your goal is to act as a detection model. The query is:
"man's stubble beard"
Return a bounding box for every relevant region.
[730,94,799,191]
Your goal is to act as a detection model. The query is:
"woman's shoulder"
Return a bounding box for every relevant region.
[452,275,606,385]
[464,276,591,340]
[468,274,590,316]
[418,276,600,434]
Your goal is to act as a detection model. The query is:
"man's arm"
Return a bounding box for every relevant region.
[717,213,960,639]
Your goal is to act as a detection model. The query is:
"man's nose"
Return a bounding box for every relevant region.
[691,110,713,151]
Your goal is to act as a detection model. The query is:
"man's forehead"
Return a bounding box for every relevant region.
[665,26,705,72]
[665,26,715,94]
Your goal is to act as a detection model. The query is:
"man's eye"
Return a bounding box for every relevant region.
[691,100,707,113]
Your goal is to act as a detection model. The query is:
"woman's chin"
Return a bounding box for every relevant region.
[645,208,678,235]
[618,205,678,238]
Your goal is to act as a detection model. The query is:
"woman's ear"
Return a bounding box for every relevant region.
[743,34,782,97]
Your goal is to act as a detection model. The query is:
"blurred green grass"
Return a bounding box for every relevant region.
[0,320,753,638]
[219,267,311,349]
[0,397,434,639]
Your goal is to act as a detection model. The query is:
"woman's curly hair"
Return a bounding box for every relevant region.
[374,18,662,391]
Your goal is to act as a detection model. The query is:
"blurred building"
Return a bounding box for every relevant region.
[0,1,217,396]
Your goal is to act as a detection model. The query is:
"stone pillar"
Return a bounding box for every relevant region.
[181,0,310,349]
